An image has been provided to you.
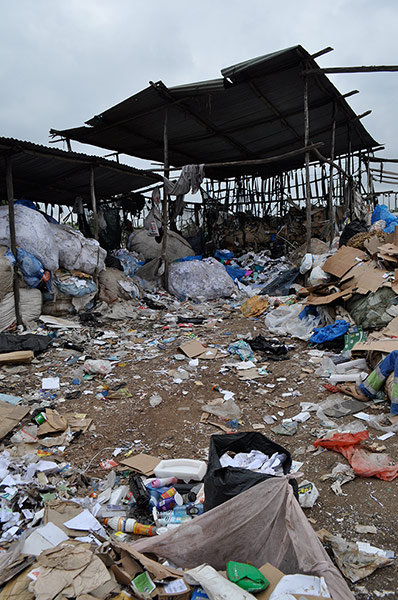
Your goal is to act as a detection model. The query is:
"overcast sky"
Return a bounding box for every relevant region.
[2,0,398,180]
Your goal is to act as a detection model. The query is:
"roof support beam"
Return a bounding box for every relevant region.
[150,81,255,157]
[303,65,398,75]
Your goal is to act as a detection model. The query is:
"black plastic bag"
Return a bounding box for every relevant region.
[204,432,293,511]
[260,267,299,296]
[0,333,52,355]
[339,220,368,247]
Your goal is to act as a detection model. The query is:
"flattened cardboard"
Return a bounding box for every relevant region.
[0,401,29,440]
[178,340,206,358]
[322,247,366,278]
[352,339,398,355]
[364,235,383,257]
[44,500,85,537]
[380,316,398,337]
[340,262,388,294]
[256,563,324,600]
[307,290,352,305]
[119,453,160,476]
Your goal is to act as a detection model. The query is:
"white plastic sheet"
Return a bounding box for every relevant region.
[133,477,355,600]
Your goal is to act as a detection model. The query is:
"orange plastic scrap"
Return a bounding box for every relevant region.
[240,295,269,318]
[314,430,398,481]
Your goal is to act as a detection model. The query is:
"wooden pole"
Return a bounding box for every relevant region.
[303,65,398,75]
[90,165,99,241]
[161,109,169,288]
[304,75,312,252]
[328,107,336,243]
[5,157,22,326]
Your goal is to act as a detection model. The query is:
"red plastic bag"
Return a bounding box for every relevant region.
[314,430,398,481]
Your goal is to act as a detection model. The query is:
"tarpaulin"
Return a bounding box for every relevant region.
[133,477,355,600]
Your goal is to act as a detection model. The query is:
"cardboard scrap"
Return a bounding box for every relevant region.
[119,453,161,476]
[200,413,231,433]
[257,563,325,600]
[37,409,68,437]
[0,401,29,440]
[352,338,398,355]
[307,290,352,306]
[44,500,85,537]
[340,262,388,294]
[178,340,206,358]
[32,541,111,600]
[323,246,366,279]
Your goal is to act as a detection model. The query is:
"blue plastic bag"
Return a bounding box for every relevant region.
[310,319,350,344]
[6,248,50,289]
[371,204,398,233]
[215,249,234,262]
[225,265,246,281]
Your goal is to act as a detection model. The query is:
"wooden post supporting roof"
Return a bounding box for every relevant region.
[328,107,337,243]
[304,75,312,252]
[90,165,99,241]
[5,157,22,326]
[161,109,169,288]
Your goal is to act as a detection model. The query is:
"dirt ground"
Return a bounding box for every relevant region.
[2,298,398,598]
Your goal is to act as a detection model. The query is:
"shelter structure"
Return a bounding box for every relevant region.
[51,44,381,260]
[0,136,161,324]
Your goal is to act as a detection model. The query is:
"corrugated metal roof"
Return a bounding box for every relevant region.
[51,45,378,179]
[0,137,161,206]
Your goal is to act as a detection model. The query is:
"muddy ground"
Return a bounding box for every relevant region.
[2,298,397,598]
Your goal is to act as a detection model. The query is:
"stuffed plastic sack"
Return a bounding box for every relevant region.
[133,477,354,600]
[314,430,398,481]
[168,258,235,300]
[0,205,59,271]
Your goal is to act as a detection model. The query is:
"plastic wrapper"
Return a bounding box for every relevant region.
[168,258,235,300]
[0,205,59,271]
[309,265,330,286]
[133,477,355,600]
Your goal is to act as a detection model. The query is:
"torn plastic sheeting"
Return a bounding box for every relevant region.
[264,304,320,341]
[314,430,398,481]
[310,320,350,345]
[318,530,393,583]
[133,477,355,600]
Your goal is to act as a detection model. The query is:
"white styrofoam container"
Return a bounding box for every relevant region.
[154,458,207,482]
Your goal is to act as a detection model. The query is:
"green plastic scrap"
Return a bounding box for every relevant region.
[226,561,269,593]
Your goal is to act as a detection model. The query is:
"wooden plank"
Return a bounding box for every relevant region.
[0,350,34,364]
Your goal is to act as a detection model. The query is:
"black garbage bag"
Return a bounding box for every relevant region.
[203,432,294,511]
[0,333,52,354]
[339,220,368,247]
[260,267,299,296]
[248,335,288,359]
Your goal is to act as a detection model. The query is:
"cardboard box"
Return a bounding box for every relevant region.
[256,563,327,600]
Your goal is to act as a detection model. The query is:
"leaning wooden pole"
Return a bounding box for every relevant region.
[304,75,312,252]
[328,108,336,243]
[90,165,99,241]
[161,109,169,289]
[5,157,22,326]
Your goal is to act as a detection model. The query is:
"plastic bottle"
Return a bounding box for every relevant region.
[104,517,155,536]
[160,487,178,500]
[149,477,178,488]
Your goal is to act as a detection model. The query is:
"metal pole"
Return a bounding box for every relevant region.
[161,109,169,288]
[5,157,22,326]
